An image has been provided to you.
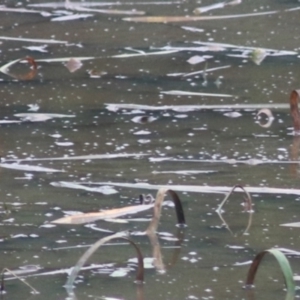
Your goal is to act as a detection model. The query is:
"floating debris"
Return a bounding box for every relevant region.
[256,108,274,128]
[0,57,37,80]
[64,57,83,72]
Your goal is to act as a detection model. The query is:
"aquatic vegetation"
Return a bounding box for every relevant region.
[65,231,144,293]
[1,0,300,299]
[51,187,186,228]
[145,188,186,234]
[0,268,39,295]
[245,249,295,299]
[216,184,253,236]
[290,90,300,134]
[52,188,186,280]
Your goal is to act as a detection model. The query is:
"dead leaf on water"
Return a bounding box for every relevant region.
[250,48,268,65]
[65,58,83,73]
[0,57,37,80]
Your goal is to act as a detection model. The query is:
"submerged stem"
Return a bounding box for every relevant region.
[0,268,39,294]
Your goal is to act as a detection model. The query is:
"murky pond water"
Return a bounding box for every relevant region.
[1,1,300,299]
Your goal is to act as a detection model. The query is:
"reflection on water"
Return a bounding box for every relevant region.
[1,0,300,299]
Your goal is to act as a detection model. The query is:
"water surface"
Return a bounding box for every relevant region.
[1,1,300,299]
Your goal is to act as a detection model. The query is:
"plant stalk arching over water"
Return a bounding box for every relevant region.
[65,231,144,293]
[146,187,186,234]
[216,184,253,236]
[144,188,186,273]
[245,249,295,299]
[61,187,187,294]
